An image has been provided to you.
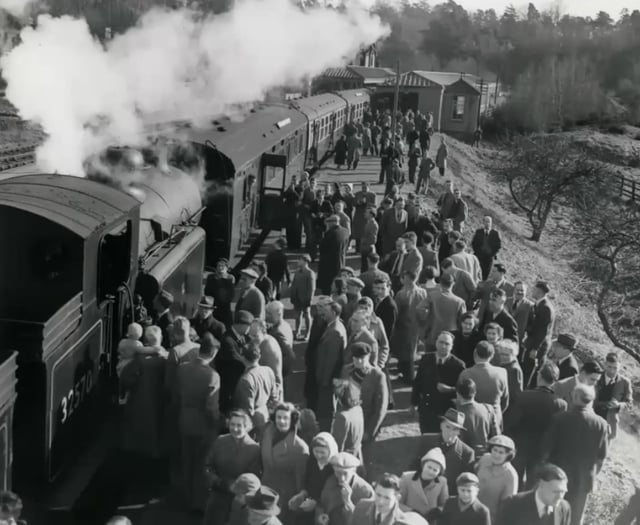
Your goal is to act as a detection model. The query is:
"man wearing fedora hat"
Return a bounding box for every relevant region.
[318,452,374,525]
[414,409,475,496]
[191,296,225,342]
[236,267,266,321]
[549,333,580,381]
[317,214,350,295]
[246,486,283,525]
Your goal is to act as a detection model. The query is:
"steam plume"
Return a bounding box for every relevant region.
[0,0,32,17]
[1,0,389,175]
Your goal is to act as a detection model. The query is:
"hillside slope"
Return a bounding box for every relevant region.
[431,133,640,523]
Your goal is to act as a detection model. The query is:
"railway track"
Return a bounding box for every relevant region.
[0,144,36,172]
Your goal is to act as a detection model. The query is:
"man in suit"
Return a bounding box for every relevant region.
[476,263,515,322]
[317,214,350,295]
[360,208,379,272]
[411,331,466,433]
[478,288,519,344]
[549,333,580,380]
[455,377,498,456]
[216,310,254,415]
[235,268,266,321]
[471,215,502,281]
[458,341,509,429]
[381,237,408,294]
[541,384,609,525]
[266,301,295,383]
[594,352,632,440]
[505,362,568,488]
[360,253,391,300]
[204,258,236,328]
[414,409,475,495]
[342,277,366,324]
[449,239,482,285]
[438,472,491,525]
[401,231,424,278]
[372,278,398,344]
[424,273,467,351]
[553,361,603,407]
[249,319,283,394]
[233,343,279,439]
[452,313,481,368]
[351,473,428,525]
[496,463,572,525]
[418,232,439,277]
[381,197,408,256]
[441,258,477,309]
[506,281,534,344]
[290,254,316,341]
[315,299,347,430]
[523,280,556,387]
[176,337,221,510]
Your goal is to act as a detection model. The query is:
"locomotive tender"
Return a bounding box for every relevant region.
[0,88,370,498]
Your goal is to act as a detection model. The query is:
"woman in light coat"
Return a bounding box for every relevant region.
[399,447,449,522]
[261,402,309,525]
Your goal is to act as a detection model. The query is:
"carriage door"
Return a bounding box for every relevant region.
[258,153,287,230]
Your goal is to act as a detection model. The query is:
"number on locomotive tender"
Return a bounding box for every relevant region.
[60,370,94,425]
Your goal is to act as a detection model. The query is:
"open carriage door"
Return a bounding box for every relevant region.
[258,153,287,230]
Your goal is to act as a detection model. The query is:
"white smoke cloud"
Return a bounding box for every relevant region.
[1,0,390,175]
[0,0,32,17]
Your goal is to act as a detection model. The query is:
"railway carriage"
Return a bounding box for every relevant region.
[335,88,369,123]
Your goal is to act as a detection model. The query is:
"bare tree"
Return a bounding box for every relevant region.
[573,198,640,362]
[497,136,610,241]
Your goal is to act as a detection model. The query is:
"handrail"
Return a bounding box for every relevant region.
[618,174,638,202]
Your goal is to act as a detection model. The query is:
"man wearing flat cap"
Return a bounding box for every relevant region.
[341,277,365,323]
[235,268,266,321]
[216,310,255,415]
[191,296,225,342]
[550,333,580,380]
[438,472,491,525]
[317,214,350,295]
[317,452,374,525]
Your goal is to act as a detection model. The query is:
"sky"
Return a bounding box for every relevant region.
[450,0,634,18]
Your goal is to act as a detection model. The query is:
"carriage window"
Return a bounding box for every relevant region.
[97,221,132,303]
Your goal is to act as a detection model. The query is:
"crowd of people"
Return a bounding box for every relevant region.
[9,108,635,525]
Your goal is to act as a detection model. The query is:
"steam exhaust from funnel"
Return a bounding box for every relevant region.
[1,0,390,176]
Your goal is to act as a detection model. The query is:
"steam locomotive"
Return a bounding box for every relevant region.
[0,88,370,499]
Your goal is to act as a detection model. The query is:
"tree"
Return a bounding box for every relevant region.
[497,136,610,241]
[572,196,640,362]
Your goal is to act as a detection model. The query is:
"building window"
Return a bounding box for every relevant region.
[452,96,465,121]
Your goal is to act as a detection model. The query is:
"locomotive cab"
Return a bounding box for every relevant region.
[0,174,140,492]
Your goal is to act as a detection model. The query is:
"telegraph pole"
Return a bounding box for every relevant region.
[477,77,484,125]
[390,60,401,145]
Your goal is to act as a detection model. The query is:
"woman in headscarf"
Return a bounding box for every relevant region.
[399,447,449,521]
[288,432,339,524]
[260,402,309,525]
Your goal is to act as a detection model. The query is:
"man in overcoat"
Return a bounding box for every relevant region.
[290,254,316,341]
[360,208,379,272]
[411,331,466,433]
[522,280,556,387]
[235,268,266,321]
[414,410,475,496]
[455,377,498,457]
[401,232,423,279]
[478,288,519,345]
[315,299,347,430]
[266,301,295,384]
[594,352,632,440]
[505,362,567,488]
[380,198,408,256]
[317,215,350,295]
[506,281,534,345]
[541,384,609,525]
[471,216,502,281]
[423,273,466,351]
[191,295,225,342]
[175,336,221,510]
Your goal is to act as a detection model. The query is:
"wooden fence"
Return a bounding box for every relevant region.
[618,174,638,202]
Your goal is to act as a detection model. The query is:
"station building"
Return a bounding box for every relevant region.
[371,70,482,140]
